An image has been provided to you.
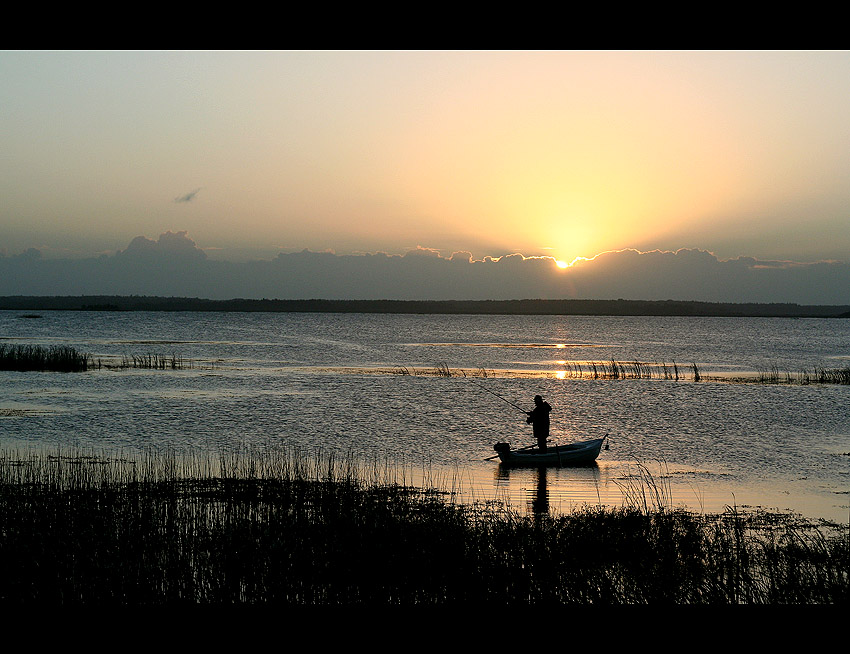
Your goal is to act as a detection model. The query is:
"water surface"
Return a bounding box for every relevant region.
[2,311,848,523]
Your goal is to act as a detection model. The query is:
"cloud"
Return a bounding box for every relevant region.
[118,230,207,261]
[449,251,473,263]
[403,245,442,258]
[174,188,202,203]
[1,236,848,304]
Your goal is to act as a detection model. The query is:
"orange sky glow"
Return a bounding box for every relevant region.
[2,50,849,266]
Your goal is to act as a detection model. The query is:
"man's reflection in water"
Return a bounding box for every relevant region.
[496,465,550,516]
[496,463,605,518]
[532,467,549,516]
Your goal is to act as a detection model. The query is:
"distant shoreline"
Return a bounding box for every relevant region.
[1,296,849,317]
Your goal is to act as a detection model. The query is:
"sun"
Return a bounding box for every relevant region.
[555,260,568,269]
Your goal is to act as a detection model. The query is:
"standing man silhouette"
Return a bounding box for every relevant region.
[526,394,551,450]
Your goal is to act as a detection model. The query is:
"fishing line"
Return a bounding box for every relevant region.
[466,378,528,414]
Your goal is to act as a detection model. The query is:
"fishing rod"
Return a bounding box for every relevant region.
[467,378,528,414]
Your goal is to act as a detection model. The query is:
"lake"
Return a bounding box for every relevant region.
[1,310,849,523]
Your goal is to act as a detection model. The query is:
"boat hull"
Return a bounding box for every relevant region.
[495,438,604,466]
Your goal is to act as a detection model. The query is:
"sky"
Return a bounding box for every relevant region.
[2,50,849,301]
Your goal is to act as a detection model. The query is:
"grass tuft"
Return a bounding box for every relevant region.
[114,353,190,370]
[0,344,195,372]
[0,344,96,372]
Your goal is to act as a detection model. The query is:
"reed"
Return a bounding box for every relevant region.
[613,461,675,514]
[0,448,846,605]
[753,365,850,385]
[115,353,190,370]
[0,344,197,372]
[432,362,452,377]
[388,359,849,386]
[393,364,493,378]
[810,366,850,384]
[555,360,699,382]
[0,344,97,372]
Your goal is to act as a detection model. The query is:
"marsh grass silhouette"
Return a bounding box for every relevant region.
[115,353,190,370]
[726,365,850,385]
[765,365,850,385]
[0,448,846,604]
[0,344,96,372]
[0,344,193,372]
[389,360,850,386]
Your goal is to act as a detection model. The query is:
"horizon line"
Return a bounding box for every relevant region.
[5,231,847,268]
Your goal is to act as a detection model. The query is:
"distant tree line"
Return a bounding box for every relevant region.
[1,296,849,317]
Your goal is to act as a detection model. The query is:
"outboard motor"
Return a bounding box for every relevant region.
[493,442,511,453]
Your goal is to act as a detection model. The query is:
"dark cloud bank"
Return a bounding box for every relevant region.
[2,231,849,305]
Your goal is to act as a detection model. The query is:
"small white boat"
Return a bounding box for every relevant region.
[493,437,605,466]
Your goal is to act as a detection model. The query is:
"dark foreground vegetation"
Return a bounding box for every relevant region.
[0,451,846,604]
[2,295,849,317]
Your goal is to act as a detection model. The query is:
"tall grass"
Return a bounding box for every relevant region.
[115,353,190,370]
[0,344,96,372]
[556,360,700,381]
[806,366,850,384]
[0,344,193,372]
[388,360,850,386]
[756,365,850,385]
[0,448,846,604]
[388,360,701,380]
[391,364,493,378]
